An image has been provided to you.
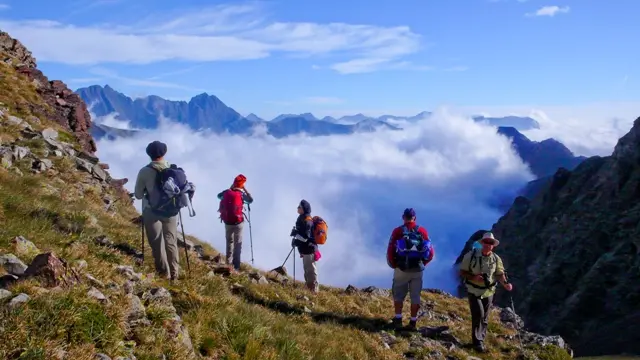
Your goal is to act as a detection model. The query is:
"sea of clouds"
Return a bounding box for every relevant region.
[94,109,536,294]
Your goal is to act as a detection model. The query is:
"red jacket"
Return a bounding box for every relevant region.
[386,221,434,269]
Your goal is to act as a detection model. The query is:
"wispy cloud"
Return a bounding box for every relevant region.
[0,4,10,10]
[304,96,344,105]
[67,77,104,84]
[88,67,204,91]
[526,5,570,17]
[0,3,428,74]
[147,65,203,81]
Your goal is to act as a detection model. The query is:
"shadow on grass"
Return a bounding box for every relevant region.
[231,285,394,333]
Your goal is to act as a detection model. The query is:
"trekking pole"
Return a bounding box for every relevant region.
[292,246,296,287]
[178,210,191,278]
[281,247,294,267]
[244,204,254,265]
[140,220,145,267]
[505,271,523,351]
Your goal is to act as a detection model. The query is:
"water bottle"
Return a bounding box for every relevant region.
[472,241,482,250]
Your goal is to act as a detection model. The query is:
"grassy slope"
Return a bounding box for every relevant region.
[0,57,572,360]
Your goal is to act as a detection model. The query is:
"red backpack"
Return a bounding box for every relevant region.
[219,189,244,224]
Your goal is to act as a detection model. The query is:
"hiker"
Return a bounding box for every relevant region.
[458,231,513,353]
[217,174,254,272]
[386,208,435,330]
[134,140,195,280]
[290,199,320,293]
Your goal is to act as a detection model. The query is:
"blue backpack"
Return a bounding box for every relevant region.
[147,164,196,218]
[395,224,431,271]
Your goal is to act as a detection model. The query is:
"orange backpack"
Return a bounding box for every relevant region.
[306,215,328,245]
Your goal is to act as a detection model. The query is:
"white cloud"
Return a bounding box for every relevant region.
[0,4,9,10]
[0,3,426,74]
[452,101,640,157]
[526,5,570,17]
[94,109,533,291]
[67,77,104,84]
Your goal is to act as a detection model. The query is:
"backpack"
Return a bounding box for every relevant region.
[305,215,328,245]
[219,189,244,225]
[148,164,196,218]
[394,224,431,271]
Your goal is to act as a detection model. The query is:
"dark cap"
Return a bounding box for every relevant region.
[146,141,167,159]
[299,199,311,214]
[403,208,416,219]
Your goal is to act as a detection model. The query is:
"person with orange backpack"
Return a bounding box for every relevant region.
[290,199,327,293]
[217,174,254,272]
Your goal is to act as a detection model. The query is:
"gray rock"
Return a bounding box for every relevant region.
[123,280,134,294]
[0,253,28,275]
[32,158,53,172]
[0,146,14,167]
[520,330,566,350]
[0,288,12,300]
[85,274,105,288]
[42,128,59,140]
[258,276,269,285]
[126,294,148,327]
[53,149,63,157]
[6,115,33,131]
[75,157,93,173]
[75,260,88,270]
[380,330,397,347]
[500,306,524,329]
[87,287,110,304]
[177,234,195,250]
[94,354,111,360]
[12,146,30,160]
[142,287,174,309]
[91,164,108,181]
[11,235,40,257]
[7,293,30,309]
[116,265,142,282]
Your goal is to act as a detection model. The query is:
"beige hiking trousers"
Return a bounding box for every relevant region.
[143,208,180,279]
[302,253,319,292]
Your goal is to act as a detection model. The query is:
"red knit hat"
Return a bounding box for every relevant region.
[232,174,246,188]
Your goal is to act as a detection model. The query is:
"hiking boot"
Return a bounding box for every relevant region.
[474,342,486,353]
[407,319,417,331]
[391,317,402,329]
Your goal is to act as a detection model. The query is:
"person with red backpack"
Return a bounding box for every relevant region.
[217,174,253,272]
[386,208,435,330]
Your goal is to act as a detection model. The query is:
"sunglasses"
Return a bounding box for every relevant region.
[481,240,495,245]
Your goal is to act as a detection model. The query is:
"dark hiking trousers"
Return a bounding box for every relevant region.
[468,293,493,345]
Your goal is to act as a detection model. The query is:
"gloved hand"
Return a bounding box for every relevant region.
[289,227,297,237]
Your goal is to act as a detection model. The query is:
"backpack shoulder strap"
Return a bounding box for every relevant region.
[469,248,477,273]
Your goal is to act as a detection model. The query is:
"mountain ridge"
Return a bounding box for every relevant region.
[76,84,543,137]
[457,116,640,357]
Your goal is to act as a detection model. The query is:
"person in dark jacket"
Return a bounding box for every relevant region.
[291,199,319,292]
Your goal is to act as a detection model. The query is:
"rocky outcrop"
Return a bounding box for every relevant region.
[466,116,640,357]
[0,30,96,154]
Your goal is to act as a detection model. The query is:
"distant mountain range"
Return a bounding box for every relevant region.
[76,85,541,140]
[78,84,583,212]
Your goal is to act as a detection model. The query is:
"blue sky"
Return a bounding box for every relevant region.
[0,0,638,120]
